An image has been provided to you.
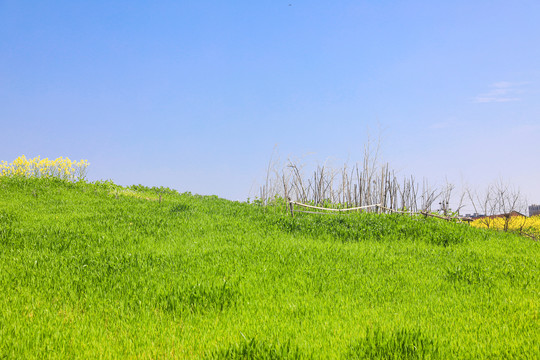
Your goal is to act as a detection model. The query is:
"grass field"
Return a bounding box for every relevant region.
[0,176,539,359]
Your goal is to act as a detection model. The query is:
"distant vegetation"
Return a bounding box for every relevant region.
[0,156,538,358]
[471,215,540,240]
[259,144,532,236]
[0,155,89,181]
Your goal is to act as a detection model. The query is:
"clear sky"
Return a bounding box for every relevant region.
[1,1,539,206]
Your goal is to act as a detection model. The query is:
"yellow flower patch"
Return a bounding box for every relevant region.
[0,155,89,181]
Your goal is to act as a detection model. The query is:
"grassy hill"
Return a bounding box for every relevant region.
[0,176,538,359]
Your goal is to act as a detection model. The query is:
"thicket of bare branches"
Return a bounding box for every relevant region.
[467,180,528,230]
[259,143,461,214]
[259,144,527,221]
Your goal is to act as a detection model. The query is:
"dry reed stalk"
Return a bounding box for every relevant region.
[259,140,487,217]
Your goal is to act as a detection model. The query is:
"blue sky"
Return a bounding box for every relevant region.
[1,0,539,206]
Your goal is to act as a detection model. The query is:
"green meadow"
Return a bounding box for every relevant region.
[0,176,538,359]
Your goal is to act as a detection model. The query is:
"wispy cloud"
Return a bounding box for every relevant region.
[472,81,527,103]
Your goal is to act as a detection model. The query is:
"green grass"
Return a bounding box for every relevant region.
[0,176,538,359]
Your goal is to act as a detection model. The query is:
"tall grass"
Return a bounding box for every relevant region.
[0,176,538,358]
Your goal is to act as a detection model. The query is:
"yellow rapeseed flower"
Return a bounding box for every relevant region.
[471,215,540,238]
[0,155,89,181]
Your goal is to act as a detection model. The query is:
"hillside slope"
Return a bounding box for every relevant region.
[0,177,538,359]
